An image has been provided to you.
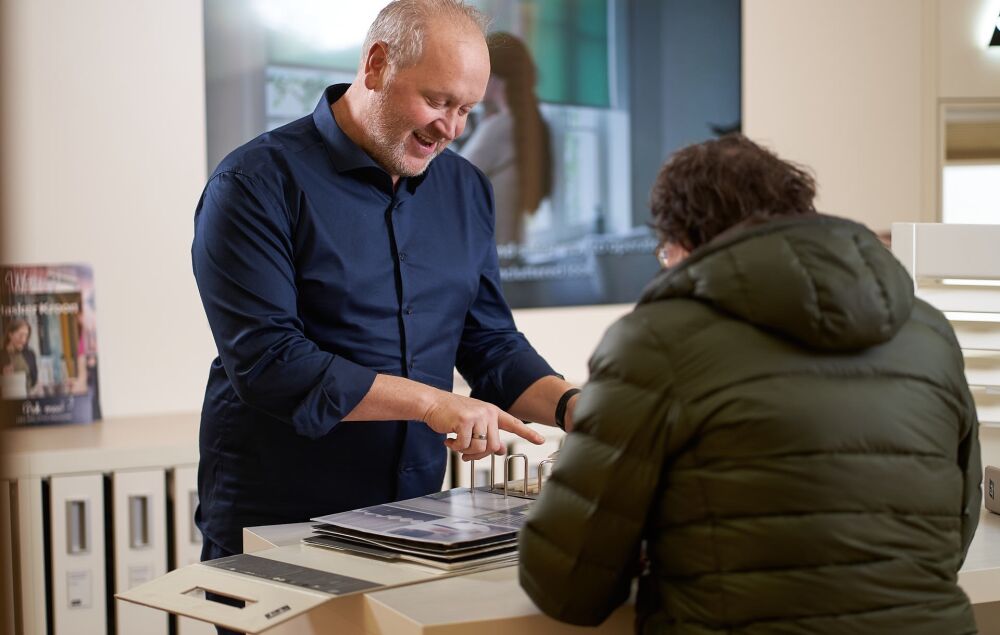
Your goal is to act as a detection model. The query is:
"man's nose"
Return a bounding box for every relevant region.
[434,110,462,141]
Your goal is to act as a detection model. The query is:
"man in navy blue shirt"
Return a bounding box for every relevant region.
[192,0,580,571]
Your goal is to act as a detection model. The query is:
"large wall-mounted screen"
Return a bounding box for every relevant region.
[204,0,740,308]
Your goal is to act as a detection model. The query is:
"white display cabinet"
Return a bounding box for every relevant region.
[1,413,202,635]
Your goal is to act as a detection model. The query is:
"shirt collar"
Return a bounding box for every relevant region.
[312,84,430,195]
[312,84,380,174]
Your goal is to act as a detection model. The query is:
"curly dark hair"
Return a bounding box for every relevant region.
[650,135,817,252]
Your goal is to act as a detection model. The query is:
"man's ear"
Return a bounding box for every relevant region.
[363,42,391,90]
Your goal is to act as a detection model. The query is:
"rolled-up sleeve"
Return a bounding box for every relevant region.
[455,249,557,410]
[192,170,376,439]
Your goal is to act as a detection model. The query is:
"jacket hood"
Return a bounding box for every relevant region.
[640,215,915,352]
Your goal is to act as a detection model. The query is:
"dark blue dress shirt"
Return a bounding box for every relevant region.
[192,85,557,554]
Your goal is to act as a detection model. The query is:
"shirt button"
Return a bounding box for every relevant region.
[408,360,415,369]
[405,306,413,315]
[399,252,407,262]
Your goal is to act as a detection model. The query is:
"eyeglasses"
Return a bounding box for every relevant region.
[656,244,671,269]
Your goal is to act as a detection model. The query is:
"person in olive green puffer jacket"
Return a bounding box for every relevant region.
[519,135,982,634]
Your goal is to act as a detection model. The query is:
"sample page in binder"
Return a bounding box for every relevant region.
[308,488,536,570]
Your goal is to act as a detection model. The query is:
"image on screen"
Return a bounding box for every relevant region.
[204,0,740,308]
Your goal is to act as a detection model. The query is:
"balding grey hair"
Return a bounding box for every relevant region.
[361,0,489,71]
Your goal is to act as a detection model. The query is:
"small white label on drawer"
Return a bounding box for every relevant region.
[128,564,154,589]
[67,569,92,609]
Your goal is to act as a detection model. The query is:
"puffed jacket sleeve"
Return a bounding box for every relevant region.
[931,305,982,566]
[518,310,690,625]
[957,380,981,566]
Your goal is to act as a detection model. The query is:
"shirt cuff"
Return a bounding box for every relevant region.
[325,355,379,417]
[291,355,377,439]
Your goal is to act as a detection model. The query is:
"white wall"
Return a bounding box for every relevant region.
[0,0,215,417]
[506,305,630,385]
[938,0,1000,99]
[743,0,929,230]
[744,0,1000,231]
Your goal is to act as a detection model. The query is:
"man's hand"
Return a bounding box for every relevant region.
[422,391,545,462]
[343,374,545,460]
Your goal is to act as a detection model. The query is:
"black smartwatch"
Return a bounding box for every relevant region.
[554,388,581,431]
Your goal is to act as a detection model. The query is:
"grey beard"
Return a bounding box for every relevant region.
[367,94,439,177]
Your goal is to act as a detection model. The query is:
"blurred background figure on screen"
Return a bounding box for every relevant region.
[461,32,552,247]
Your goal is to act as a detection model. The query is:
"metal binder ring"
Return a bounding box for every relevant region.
[471,433,487,440]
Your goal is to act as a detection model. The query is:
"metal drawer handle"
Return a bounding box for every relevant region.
[128,495,150,549]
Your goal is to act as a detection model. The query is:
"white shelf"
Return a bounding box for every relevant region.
[1,412,201,480]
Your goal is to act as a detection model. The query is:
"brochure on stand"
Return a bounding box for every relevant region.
[0,264,101,425]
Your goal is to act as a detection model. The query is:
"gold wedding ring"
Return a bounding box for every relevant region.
[472,433,487,440]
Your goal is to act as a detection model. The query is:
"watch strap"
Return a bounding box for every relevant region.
[555,388,581,431]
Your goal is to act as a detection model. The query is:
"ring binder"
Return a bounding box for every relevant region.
[504,454,528,498]
[537,457,556,494]
[469,451,558,499]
